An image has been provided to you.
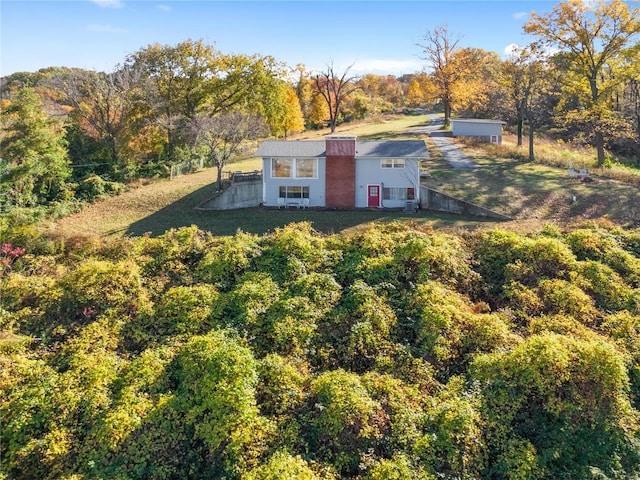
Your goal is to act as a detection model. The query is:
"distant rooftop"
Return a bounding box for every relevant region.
[254,139,429,159]
[451,118,506,124]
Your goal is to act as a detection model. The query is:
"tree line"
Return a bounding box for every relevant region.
[0,0,638,212]
[2,221,640,478]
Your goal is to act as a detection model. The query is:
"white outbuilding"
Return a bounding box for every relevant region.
[450,119,506,144]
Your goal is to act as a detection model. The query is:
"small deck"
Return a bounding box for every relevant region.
[229,170,262,183]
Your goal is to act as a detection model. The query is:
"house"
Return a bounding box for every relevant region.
[450,119,506,144]
[253,135,428,209]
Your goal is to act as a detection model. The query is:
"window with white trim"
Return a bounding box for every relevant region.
[272,159,292,177]
[279,186,310,199]
[381,158,405,168]
[271,158,317,178]
[383,187,415,201]
[296,158,317,178]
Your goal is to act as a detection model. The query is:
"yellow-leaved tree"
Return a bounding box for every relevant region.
[525,0,640,166]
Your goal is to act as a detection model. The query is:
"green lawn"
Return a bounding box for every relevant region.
[49,114,640,239]
[422,141,640,226]
[50,165,492,238]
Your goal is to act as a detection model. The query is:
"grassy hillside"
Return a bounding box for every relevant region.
[47,114,639,239]
[4,116,640,479]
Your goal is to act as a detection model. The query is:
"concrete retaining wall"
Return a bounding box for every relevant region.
[195,181,509,221]
[196,180,263,210]
[420,186,510,220]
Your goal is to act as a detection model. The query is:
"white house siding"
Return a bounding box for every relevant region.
[451,120,504,143]
[354,158,420,208]
[262,157,326,207]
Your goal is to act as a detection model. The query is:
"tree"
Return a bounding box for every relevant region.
[0,86,71,207]
[54,65,145,171]
[450,47,504,119]
[128,40,285,160]
[187,111,268,190]
[502,45,559,160]
[313,62,360,132]
[291,64,314,124]
[281,85,306,137]
[259,82,304,138]
[126,39,218,157]
[406,78,426,108]
[525,0,640,166]
[417,25,463,127]
[619,45,640,160]
[307,92,330,129]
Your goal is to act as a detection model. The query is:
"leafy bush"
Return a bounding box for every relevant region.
[307,369,383,476]
[132,225,212,285]
[3,223,640,479]
[253,222,332,285]
[578,260,637,311]
[175,330,269,476]
[256,354,310,416]
[472,333,639,479]
[57,258,151,318]
[73,174,126,202]
[214,271,281,334]
[407,280,518,376]
[244,450,323,480]
[195,231,261,291]
[152,284,219,336]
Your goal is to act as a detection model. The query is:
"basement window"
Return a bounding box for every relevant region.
[383,187,414,201]
[279,186,310,199]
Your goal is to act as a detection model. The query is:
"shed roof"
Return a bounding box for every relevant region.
[254,140,429,158]
[450,118,506,124]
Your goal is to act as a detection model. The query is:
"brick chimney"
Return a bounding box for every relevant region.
[325,136,356,208]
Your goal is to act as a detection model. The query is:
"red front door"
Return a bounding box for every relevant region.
[367,185,380,207]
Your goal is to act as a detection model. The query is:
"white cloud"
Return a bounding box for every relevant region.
[90,0,124,8]
[156,4,171,12]
[87,23,127,33]
[504,43,522,56]
[513,11,529,20]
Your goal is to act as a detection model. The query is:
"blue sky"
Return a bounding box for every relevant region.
[1,0,554,77]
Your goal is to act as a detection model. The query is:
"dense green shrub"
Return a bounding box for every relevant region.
[73,174,126,202]
[253,222,333,285]
[175,330,269,476]
[407,280,519,377]
[258,296,321,357]
[320,280,398,372]
[214,271,281,334]
[473,229,525,298]
[578,260,638,311]
[288,272,343,313]
[3,223,640,479]
[243,450,324,480]
[195,232,261,291]
[153,284,219,336]
[256,353,310,416]
[391,230,479,291]
[58,258,150,316]
[307,369,383,476]
[132,225,212,285]
[472,333,639,479]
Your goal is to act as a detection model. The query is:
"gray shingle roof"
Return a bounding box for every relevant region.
[254,141,326,157]
[253,140,429,159]
[451,118,506,124]
[356,140,428,158]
